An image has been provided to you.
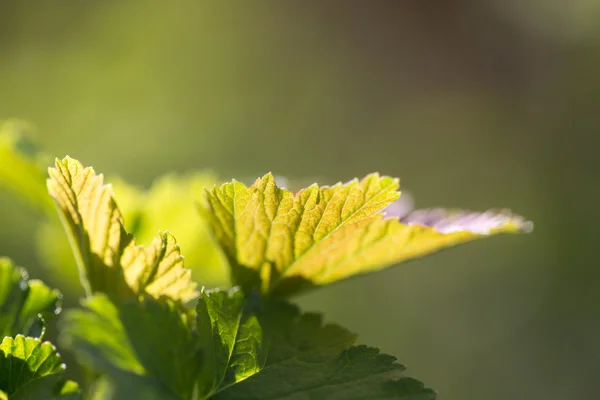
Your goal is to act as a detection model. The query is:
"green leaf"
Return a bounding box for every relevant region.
[35,173,224,300]
[213,300,433,399]
[0,258,61,338]
[196,289,428,399]
[216,344,435,400]
[60,294,201,399]
[46,156,198,303]
[112,173,228,286]
[202,173,532,296]
[0,335,79,399]
[195,288,263,398]
[11,376,80,400]
[0,124,223,294]
[0,120,54,214]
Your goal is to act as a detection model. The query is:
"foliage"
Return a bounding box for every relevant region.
[0,258,61,339]
[0,123,532,399]
[0,120,227,298]
[202,173,531,296]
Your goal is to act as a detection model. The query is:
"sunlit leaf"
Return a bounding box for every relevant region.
[112,173,227,286]
[0,123,223,293]
[47,156,198,302]
[195,288,263,398]
[202,173,533,296]
[0,258,61,338]
[0,335,79,399]
[60,294,201,399]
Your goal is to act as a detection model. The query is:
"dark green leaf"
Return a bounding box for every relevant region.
[0,258,61,338]
[215,301,434,400]
[60,294,201,399]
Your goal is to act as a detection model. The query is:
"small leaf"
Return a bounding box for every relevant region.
[0,258,61,338]
[47,156,198,303]
[60,294,201,399]
[112,173,228,286]
[120,232,199,305]
[0,120,54,214]
[195,288,263,397]
[0,335,79,399]
[202,173,532,296]
[214,301,433,399]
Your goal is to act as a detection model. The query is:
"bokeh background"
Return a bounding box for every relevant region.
[1,2,599,399]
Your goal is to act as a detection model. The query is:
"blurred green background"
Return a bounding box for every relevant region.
[1,1,599,399]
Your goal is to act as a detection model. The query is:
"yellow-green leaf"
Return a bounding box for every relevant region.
[47,156,198,303]
[202,173,532,296]
[120,232,198,303]
[0,335,79,399]
[111,173,228,286]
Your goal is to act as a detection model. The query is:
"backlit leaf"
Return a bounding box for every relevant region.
[195,288,263,398]
[0,335,79,399]
[111,173,227,286]
[47,156,198,302]
[202,173,532,296]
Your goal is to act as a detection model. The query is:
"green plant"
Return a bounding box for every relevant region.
[0,121,532,399]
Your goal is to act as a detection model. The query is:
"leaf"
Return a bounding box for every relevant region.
[0,335,79,399]
[214,301,433,400]
[194,288,359,398]
[247,300,358,371]
[202,173,532,296]
[120,232,199,305]
[60,294,201,399]
[46,156,198,303]
[216,346,435,400]
[196,289,427,399]
[0,120,54,214]
[195,288,263,398]
[0,124,222,295]
[111,173,228,286]
[35,173,224,300]
[11,376,80,400]
[0,258,61,338]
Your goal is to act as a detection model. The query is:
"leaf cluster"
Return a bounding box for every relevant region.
[0,122,532,399]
